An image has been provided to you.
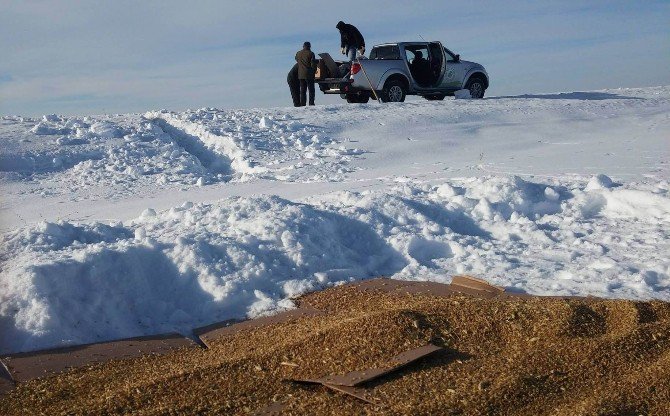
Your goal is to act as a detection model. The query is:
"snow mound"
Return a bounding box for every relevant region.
[454,89,472,99]
[2,175,669,354]
[601,189,670,220]
[585,174,614,190]
[0,196,404,353]
[1,108,363,198]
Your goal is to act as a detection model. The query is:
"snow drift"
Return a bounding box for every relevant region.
[1,175,669,353]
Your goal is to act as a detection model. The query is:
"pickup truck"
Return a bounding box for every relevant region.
[317,41,489,103]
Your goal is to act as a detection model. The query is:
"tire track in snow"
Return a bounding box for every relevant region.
[150,117,234,177]
[148,112,263,180]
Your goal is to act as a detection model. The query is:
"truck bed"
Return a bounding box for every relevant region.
[317,77,353,94]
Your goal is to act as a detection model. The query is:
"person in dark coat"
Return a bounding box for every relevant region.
[287,63,300,107]
[410,50,431,85]
[295,41,316,106]
[336,21,365,62]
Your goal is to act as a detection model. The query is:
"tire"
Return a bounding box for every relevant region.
[424,94,445,101]
[380,79,406,103]
[346,93,370,104]
[465,77,486,99]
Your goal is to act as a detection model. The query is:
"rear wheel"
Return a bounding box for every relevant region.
[346,93,370,103]
[465,77,486,99]
[381,79,406,103]
[424,94,445,101]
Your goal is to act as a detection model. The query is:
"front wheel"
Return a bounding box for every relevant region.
[380,79,406,103]
[465,77,486,99]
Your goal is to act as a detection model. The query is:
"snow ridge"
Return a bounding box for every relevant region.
[1,175,668,354]
[0,107,363,200]
[148,111,258,179]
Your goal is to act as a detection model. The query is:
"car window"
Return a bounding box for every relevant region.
[405,50,416,62]
[443,47,457,61]
[370,45,400,60]
[404,46,429,64]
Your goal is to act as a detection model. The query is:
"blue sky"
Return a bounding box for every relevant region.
[1,0,668,116]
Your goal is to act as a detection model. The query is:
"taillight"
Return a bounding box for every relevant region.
[351,63,361,75]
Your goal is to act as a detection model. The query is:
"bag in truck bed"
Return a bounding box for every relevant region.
[315,59,328,80]
[318,53,341,78]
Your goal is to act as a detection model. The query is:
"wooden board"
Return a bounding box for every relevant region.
[2,333,196,383]
[194,308,323,348]
[290,344,442,387]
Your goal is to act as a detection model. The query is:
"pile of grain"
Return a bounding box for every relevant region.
[2,284,669,415]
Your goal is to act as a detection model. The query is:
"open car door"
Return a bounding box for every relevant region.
[428,42,447,87]
[404,42,446,89]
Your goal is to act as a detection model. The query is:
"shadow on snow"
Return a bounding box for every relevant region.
[489,92,643,101]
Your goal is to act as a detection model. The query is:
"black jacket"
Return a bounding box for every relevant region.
[336,22,365,49]
[287,63,299,84]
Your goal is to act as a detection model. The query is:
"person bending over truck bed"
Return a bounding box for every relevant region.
[287,63,300,107]
[336,21,365,62]
[295,42,316,106]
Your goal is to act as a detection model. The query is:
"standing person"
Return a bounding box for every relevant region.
[336,21,365,62]
[287,63,300,107]
[295,41,316,106]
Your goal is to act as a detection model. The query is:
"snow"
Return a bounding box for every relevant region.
[1,86,669,354]
[454,89,472,99]
[585,173,614,190]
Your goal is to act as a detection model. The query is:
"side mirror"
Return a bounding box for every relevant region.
[455,54,460,62]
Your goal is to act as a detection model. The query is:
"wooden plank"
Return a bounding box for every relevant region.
[397,281,458,297]
[290,344,442,387]
[0,360,15,395]
[2,333,197,383]
[351,278,415,294]
[194,308,323,348]
[449,275,505,298]
[323,383,378,404]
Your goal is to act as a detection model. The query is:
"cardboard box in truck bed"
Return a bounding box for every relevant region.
[315,60,327,80]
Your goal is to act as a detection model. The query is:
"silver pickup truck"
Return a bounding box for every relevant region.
[317,41,489,103]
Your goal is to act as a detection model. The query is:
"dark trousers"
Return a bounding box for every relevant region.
[299,79,315,106]
[288,80,300,107]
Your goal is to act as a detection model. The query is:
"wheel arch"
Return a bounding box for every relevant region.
[462,71,489,90]
[377,70,410,91]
